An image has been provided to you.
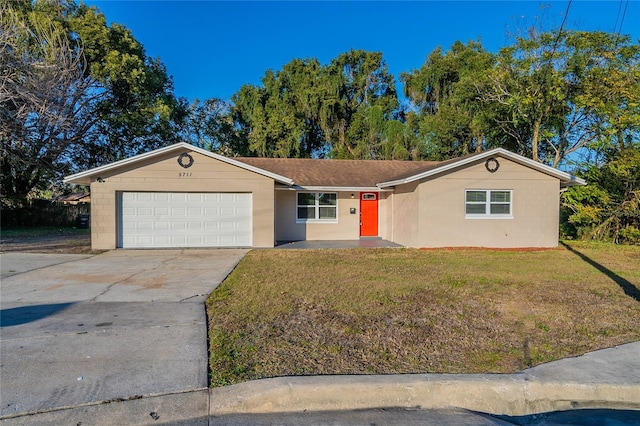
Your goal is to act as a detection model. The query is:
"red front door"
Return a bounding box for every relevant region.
[360,193,378,237]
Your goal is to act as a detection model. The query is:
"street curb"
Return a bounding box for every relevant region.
[208,373,640,417]
[2,376,639,425]
[0,390,209,426]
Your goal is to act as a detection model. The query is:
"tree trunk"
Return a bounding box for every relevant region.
[553,150,562,168]
[531,116,542,162]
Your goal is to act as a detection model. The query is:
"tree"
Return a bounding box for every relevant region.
[232,59,325,158]
[0,1,99,200]
[181,98,247,156]
[323,49,399,159]
[478,30,640,167]
[570,32,640,156]
[0,1,185,200]
[562,144,640,244]
[401,40,495,160]
[231,51,402,160]
[69,4,187,165]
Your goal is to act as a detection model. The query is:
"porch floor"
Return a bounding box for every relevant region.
[274,239,403,249]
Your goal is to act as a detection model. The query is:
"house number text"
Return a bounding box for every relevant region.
[178,172,192,177]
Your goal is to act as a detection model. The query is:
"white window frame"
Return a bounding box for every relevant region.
[296,192,338,223]
[465,189,513,219]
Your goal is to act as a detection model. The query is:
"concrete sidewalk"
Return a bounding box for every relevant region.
[208,341,640,416]
[2,341,638,425]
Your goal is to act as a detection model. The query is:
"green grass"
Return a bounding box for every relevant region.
[206,242,640,387]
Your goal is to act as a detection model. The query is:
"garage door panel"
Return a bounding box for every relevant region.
[120,192,252,248]
[138,221,153,231]
[172,222,186,231]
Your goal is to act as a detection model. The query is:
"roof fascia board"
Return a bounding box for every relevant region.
[64,142,294,185]
[276,186,392,192]
[492,149,586,185]
[186,144,295,184]
[377,148,585,187]
[63,143,187,184]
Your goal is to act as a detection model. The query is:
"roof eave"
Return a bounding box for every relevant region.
[63,142,294,186]
[560,176,587,187]
[377,148,587,188]
[277,185,392,192]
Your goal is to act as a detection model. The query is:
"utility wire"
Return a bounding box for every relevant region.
[614,0,629,45]
[613,0,624,33]
[550,0,572,55]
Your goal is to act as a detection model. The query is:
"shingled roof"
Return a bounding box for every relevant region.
[235,158,441,187]
[65,143,586,188]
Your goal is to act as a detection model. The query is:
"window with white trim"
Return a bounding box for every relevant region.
[297,192,337,222]
[465,190,512,218]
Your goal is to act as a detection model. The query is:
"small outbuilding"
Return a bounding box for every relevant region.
[64,142,585,250]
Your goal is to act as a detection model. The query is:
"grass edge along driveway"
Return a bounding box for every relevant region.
[206,241,640,387]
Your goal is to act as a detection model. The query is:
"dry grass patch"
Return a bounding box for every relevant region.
[0,226,92,254]
[206,242,640,386]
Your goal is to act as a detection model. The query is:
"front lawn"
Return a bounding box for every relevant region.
[206,242,640,387]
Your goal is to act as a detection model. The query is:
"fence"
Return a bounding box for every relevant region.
[1,199,90,228]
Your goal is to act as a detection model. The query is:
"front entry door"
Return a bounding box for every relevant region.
[360,193,378,237]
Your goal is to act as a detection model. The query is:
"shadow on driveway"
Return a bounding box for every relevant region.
[0,303,74,327]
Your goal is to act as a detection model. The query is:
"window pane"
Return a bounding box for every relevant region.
[318,193,337,205]
[466,191,486,202]
[466,204,486,214]
[319,206,337,219]
[491,191,510,202]
[298,193,316,205]
[490,204,511,214]
[297,206,315,219]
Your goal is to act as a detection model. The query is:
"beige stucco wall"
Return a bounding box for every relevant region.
[89,149,275,250]
[274,190,362,241]
[391,157,560,248]
[378,191,393,241]
[388,181,420,247]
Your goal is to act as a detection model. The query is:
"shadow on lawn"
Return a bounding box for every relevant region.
[561,242,640,303]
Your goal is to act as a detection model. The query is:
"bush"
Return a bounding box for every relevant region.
[619,226,640,245]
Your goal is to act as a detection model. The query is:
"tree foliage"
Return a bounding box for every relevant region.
[562,144,640,244]
[233,58,326,158]
[180,98,246,156]
[1,1,98,199]
[231,50,413,159]
[401,40,495,160]
[478,30,640,167]
[69,3,187,164]
[0,0,184,200]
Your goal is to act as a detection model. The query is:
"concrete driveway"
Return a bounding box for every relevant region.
[0,249,247,418]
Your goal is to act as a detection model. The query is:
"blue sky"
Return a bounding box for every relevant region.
[86,1,640,102]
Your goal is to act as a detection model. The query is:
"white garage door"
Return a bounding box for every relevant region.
[119,192,252,248]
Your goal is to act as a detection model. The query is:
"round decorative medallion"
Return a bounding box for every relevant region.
[177,153,194,169]
[485,157,500,173]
